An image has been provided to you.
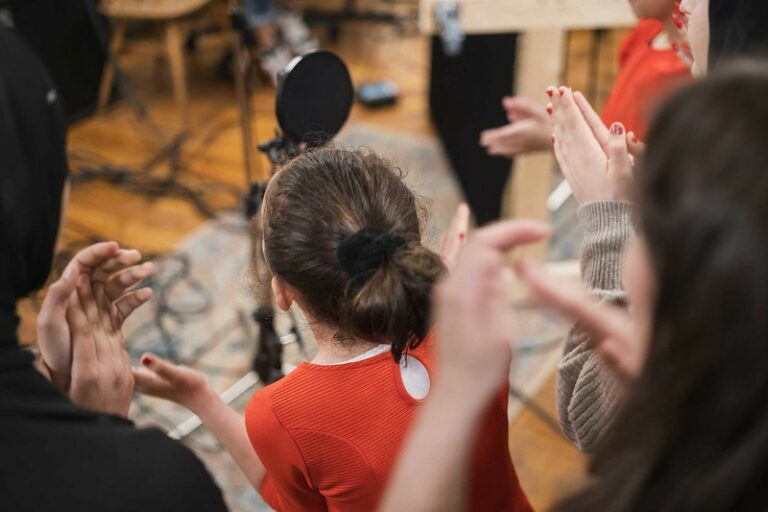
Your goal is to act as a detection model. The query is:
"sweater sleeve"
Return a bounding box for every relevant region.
[556,201,633,452]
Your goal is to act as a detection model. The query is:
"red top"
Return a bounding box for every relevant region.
[601,19,690,139]
[245,335,532,512]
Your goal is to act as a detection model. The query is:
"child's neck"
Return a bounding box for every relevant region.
[309,322,381,365]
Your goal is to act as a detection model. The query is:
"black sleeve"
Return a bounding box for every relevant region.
[109,427,230,512]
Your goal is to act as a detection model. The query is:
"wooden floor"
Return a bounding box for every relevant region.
[16,16,633,510]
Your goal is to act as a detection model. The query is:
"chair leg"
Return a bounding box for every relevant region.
[164,20,189,127]
[97,21,126,113]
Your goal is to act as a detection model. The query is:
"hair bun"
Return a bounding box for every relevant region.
[337,228,406,289]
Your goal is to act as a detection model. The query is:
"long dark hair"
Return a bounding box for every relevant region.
[709,0,768,69]
[558,61,768,511]
[260,147,444,362]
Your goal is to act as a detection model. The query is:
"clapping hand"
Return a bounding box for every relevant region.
[433,220,550,403]
[548,86,636,205]
[37,242,155,392]
[480,96,553,157]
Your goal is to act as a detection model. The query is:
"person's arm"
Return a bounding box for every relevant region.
[557,201,633,451]
[380,383,491,512]
[134,355,268,489]
[380,220,549,512]
[548,86,638,451]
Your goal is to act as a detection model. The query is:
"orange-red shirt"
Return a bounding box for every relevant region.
[245,335,532,512]
[601,19,691,139]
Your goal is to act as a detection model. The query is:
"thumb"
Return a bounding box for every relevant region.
[42,268,79,312]
[608,123,633,177]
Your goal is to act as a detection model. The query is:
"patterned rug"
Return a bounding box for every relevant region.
[123,122,577,511]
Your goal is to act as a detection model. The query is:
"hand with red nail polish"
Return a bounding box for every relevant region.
[550,86,634,203]
[133,353,211,411]
[438,203,471,271]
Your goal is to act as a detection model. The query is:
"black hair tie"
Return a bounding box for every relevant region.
[337,228,406,289]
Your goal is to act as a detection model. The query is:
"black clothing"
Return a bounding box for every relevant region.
[0,348,229,512]
[0,25,68,328]
[709,0,768,69]
[0,26,228,512]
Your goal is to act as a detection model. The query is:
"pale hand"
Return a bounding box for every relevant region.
[437,203,470,272]
[549,87,634,204]
[133,353,212,412]
[480,96,552,157]
[433,220,550,402]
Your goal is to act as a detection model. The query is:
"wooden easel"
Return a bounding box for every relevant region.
[419,0,636,260]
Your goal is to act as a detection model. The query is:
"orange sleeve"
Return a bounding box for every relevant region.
[245,391,326,511]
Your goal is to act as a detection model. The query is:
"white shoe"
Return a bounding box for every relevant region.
[276,11,318,55]
[259,44,293,86]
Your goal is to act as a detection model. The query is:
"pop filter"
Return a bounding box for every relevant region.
[275,50,353,147]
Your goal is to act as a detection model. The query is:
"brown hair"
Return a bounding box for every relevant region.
[260,147,445,362]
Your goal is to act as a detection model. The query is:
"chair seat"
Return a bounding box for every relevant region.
[100,0,211,20]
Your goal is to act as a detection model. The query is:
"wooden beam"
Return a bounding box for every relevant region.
[420,0,635,34]
[506,30,566,261]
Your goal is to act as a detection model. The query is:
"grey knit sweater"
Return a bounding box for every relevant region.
[556,200,634,452]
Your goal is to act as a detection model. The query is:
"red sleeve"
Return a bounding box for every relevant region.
[245,390,326,511]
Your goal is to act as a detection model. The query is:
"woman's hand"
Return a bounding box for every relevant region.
[433,220,550,403]
[133,353,213,412]
[480,96,553,157]
[672,3,694,70]
[550,87,635,204]
[36,242,155,391]
[438,203,470,272]
[66,273,136,417]
[515,259,643,380]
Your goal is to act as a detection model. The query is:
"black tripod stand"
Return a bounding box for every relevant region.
[230,6,308,386]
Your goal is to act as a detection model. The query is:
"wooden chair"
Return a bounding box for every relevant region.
[97,0,214,126]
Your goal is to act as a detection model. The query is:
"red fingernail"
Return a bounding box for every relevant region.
[611,123,624,135]
[559,89,565,97]
[672,14,684,29]
[459,233,465,240]
[546,106,553,115]
[141,355,152,366]
[546,89,554,98]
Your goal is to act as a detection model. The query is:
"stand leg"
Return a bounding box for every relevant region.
[98,20,126,113]
[165,21,189,127]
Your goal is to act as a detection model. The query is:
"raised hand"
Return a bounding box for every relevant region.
[37,242,155,391]
[549,86,634,204]
[433,220,550,402]
[66,273,135,417]
[438,203,470,272]
[515,259,643,380]
[479,96,552,157]
[672,2,694,70]
[133,353,211,412]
